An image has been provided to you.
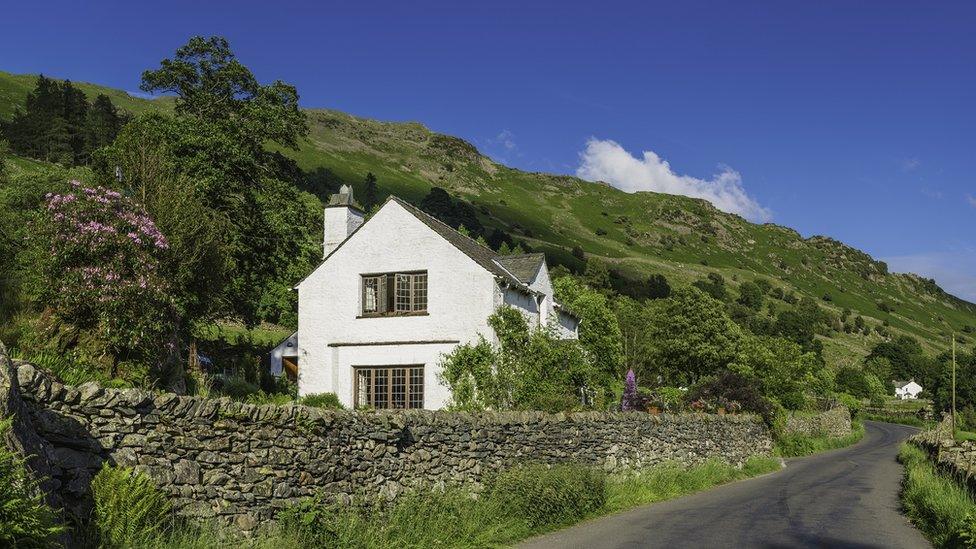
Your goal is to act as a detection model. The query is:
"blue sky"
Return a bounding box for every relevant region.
[2,0,974,300]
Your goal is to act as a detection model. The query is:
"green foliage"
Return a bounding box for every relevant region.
[0,418,64,548]
[90,463,172,548]
[774,420,864,457]
[693,272,727,301]
[605,457,780,513]
[553,276,623,383]
[438,307,598,412]
[298,392,344,409]
[140,36,307,151]
[1,75,126,165]
[488,464,607,529]
[737,280,765,311]
[686,371,776,424]
[899,443,976,547]
[731,335,819,410]
[835,392,862,417]
[644,287,742,385]
[933,348,976,430]
[836,366,871,399]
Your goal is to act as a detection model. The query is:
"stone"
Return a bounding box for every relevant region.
[174,460,201,485]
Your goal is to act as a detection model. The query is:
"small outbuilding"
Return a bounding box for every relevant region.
[892,379,923,400]
[269,331,299,382]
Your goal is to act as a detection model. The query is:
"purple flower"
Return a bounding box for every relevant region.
[621,369,639,412]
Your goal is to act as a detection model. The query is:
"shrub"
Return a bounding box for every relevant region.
[90,464,172,548]
[488,464,606,529]
[299,392,344,409]
[217,376,261,400]
[835,392,862,417]
[0,418,63,548]
[686,371,775,425]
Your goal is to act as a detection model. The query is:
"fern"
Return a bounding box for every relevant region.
[0,417,64,548]
[90,464,172,548]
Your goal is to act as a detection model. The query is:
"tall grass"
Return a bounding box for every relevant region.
[775,421,865,457]
[898,443,976,547]
[0,418,64,548]
[606,457,780,512]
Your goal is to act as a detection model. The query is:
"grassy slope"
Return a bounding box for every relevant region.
[2,70,974,365]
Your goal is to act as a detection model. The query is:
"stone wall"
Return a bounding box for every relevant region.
[910,416,976,494]
[1,347,773,532]
[784,406,852,439]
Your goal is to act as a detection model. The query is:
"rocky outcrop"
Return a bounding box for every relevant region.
[1,346,773,532]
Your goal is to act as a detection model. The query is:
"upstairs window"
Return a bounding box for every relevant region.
[361,271,428,316]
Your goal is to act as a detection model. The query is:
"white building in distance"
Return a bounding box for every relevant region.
[290,185,579,410]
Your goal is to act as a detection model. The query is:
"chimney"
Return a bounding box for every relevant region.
[323,184,365,257]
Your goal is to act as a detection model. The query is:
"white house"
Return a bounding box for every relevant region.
[290,185,579,410]
[893,379,923,400]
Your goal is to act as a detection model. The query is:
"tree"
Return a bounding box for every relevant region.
[140,36,307,151]
[863,356,893,391]
[737,281,764,311]
[693,272,727,301]
[835,366,871,399]
[645,273,671,300]
[95,37,321,327]
[645,287,743,385]
[438,306,598,412]
[731,335,819,409]
[582,258,612,292]
[554,276,623,388]
[1,76,125,166]
[363,172,378,210]
[868,336,939,389]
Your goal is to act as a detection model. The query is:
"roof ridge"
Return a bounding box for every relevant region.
[388,196,500,257]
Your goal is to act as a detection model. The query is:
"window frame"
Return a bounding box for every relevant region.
[359,270,428,317]
[353,364,425,410]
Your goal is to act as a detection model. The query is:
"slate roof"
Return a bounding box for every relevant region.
[326,191,364,212]
[892,380,918,388]
[495,253,545,284]
[387,197,536,293]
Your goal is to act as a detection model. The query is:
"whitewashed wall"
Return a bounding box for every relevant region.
[297,201,501,408]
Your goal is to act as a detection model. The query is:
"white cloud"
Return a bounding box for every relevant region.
[575,138,772,222]
[885,249,976,304]
[902,157,921,172]
[967,194,976,208]
[495,130,517,151]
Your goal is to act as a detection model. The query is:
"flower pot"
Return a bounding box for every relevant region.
[648,406,661,415]
[717,407,726,416]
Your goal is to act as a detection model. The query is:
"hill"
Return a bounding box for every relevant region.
[1,70,973,365]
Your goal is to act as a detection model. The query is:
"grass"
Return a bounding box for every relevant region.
[955,430,976,442]
[862,413,933,429]
[898,442,976,547]
[3,69,974,367]
[604,456,781,513]
[774,420,866,457]
[116,458,781,549]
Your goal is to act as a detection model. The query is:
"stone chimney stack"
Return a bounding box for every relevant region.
[323,184,365,257]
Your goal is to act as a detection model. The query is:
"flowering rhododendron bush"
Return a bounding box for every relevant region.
[30,180,177,376]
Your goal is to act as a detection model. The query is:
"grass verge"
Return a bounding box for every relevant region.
[774,420,865,457]
[119,458,781,549]
[862,413,933,429]
[898,442,976,547]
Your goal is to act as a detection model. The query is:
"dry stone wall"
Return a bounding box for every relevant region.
[1,346,773,532]
[784,406,853,439]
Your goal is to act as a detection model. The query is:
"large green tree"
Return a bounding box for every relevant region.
[553,276,623,386]
[645,287,743,385]
[95,36,321,326]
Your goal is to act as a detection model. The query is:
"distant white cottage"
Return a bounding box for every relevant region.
[893,379,923,400]
[286,185,579,410]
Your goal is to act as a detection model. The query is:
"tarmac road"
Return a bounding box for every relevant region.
[517,421,929,549]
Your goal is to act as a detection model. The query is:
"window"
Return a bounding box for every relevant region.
[355,365,424,409]
[361,271,427,316]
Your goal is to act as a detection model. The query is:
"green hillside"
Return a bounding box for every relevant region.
[1,70,972,365]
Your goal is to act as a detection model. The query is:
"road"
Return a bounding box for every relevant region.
[518,421,929,549]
